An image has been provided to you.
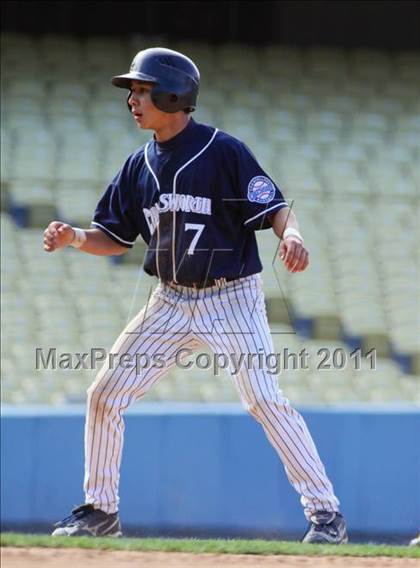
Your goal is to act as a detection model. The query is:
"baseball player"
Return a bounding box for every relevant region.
[45,47,347,544]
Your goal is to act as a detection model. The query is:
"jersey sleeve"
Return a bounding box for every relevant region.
[91,156,140,248]
[233,140,288,231]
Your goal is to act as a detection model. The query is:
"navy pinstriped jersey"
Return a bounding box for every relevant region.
[92,118,288,284]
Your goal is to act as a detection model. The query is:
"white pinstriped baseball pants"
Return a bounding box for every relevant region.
[84,274,340,519]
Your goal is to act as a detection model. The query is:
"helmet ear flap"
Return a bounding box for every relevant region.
[151,89,184,113]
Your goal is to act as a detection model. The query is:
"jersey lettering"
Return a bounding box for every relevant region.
[143,192,212,234]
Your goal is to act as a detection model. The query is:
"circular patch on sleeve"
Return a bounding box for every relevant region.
[247,176,276,204]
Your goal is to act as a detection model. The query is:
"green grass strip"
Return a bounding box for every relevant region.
[1,532,419,558]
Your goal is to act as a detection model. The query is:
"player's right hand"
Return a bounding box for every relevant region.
[43,221,75,252]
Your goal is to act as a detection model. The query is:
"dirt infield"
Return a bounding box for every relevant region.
[2,547,418,568]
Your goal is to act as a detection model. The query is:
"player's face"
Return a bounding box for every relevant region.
[128,81,168,130]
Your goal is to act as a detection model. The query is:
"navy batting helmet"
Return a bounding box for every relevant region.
[111,47,200,113]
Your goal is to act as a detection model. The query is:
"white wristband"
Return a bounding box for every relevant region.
[70,227,87,248]
[283,227,303,242]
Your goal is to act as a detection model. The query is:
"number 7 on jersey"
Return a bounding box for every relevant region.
[185,223,205,256]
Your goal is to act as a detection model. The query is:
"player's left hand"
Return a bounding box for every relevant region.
[280,236,309,273]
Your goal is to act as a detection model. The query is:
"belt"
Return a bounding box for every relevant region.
[165,277,238,290]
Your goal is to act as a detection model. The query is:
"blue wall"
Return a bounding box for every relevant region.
[1,404,419,540]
